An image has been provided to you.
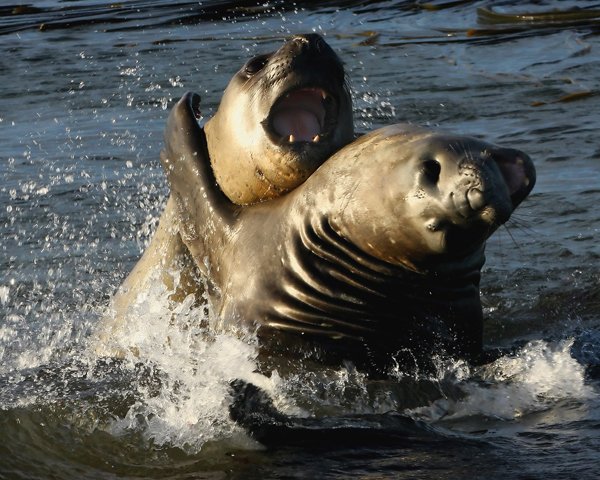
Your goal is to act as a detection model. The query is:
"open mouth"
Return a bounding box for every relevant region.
[265,87,338,145]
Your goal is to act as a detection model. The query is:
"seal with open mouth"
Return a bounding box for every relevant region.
[161,93,536,373]
[205,33,354,204]
[95,35,354,354]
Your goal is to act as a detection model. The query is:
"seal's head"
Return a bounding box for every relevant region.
[204,33,354,204]
[324,125,536,272]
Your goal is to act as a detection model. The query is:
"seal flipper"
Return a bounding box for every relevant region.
[160,92,238,274]
[229,379,437,448]
[229,379,294,442]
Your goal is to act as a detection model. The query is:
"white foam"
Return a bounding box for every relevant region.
[107,332,265,451]
[0,285,9,305]
[96,274,274,451]
[410,339,594,422]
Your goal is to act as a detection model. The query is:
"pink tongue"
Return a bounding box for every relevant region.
[497,158,527,196]
[272,108,321,141]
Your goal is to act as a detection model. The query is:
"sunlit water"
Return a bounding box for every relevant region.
[1,1,599,479]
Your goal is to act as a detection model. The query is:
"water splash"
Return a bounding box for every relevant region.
[92,279,599,452]
[411,339,595,423]
[105,332,263,452]
[91,273,276,452]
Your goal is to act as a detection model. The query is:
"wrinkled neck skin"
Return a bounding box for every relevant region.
[214,185,486,371]
[224,222,483,375]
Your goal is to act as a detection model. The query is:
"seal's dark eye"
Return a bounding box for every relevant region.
[422,159,441,184]
[243,53,271,76]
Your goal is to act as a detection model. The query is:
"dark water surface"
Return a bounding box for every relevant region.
[1,1,599,479]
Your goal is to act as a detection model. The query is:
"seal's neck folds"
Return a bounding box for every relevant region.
[261,216,482,353]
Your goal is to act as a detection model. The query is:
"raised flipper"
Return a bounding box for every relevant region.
[160,92,238,281]
[96,94,218,357]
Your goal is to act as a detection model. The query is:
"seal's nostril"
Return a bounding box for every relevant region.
[315,37,325,52]
[467,188,485,211]
[293,36,310,45]
[293,34,326,52]
[422,159,441,184]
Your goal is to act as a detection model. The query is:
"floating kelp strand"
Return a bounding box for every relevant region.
[10,6,44,15]
[357,32,380,46]
[461,5,600,38]
[478,6,600,25]
[531,90,596,107]
[418,0,476,12]
[466,22,600,39]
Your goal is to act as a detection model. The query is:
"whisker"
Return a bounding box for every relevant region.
[502,217,544,239]
[507,213,538,231]
[507,215,534,226]
[501,224,521,249]
[508,210,536,218]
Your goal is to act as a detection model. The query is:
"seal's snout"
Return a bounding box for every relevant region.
[281,33,344,78]
[429,144,535,227]
[259,33,352,152]
[290,33,332,56]
[418,154,492,220]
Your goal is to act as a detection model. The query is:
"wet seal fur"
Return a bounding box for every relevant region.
[162,92,536,372]
[206,33,354,205]
[96,35,354,352]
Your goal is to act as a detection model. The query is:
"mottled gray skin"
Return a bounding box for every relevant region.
[95,34,354,353]
[161,93,536,372]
